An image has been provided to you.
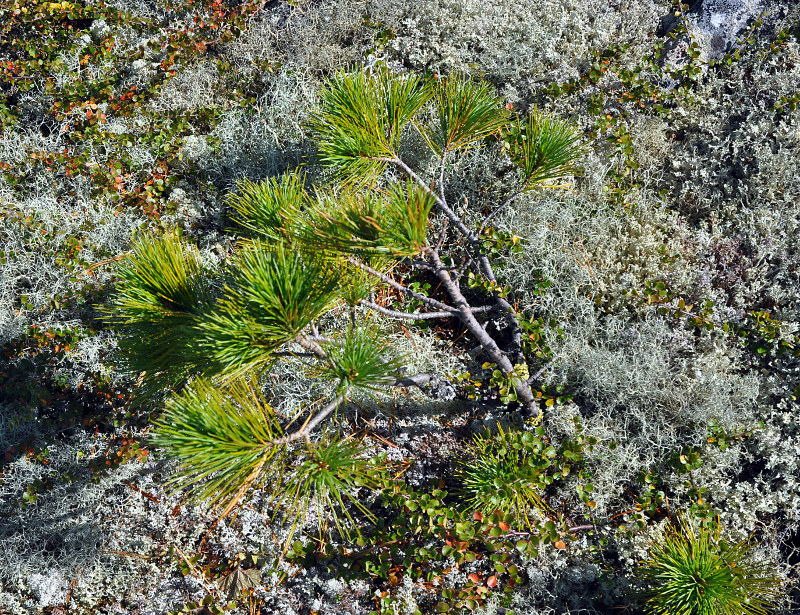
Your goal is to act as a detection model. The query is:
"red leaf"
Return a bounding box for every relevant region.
[487,575,498,588]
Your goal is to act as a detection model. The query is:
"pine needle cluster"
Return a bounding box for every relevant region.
[458,425,554,527]
[638,516,782,615]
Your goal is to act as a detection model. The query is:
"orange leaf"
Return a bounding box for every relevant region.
[468,573,480,584]
[486,575,498,588]
[554,540,566,550]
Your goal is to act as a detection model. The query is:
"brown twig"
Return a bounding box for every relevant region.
[83,253,129,278]
[124,481,160,503]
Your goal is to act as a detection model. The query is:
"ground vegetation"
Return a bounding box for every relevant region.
[1,0,800,614]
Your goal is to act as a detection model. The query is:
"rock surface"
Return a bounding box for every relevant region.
[690,0,768,57]
[657,0,785,82]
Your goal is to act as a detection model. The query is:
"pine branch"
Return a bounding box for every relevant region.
[360,300,498,320]
[294,333,328,361]
[269,394,346,445]
[111,70,590,523]
[388,156,527,362]
[425,248,539,417]
[426,74,510,154]
[387,157,505,281]
[346,256,456,313]
[388,156,475,244]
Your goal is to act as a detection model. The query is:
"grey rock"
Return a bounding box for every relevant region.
[657,0,781,84]
[689,0,767,58]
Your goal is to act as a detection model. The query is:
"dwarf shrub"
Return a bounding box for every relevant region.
[107,68,584,541]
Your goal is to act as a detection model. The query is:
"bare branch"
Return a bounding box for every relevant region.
[409,258,437,271]
[388,157,477,244]
[434,218,449,254]
[360,301,457,320]
[409,257,459,273]
[527,355,558,384]
[269,394,346,446]
[264,369,438,448]
[477,188,525,238]
[306,334,334,343]
[425,248,539,416]
[390,373,433,389]
[293,334,328,361]
[361,300,498,320]
[388,156,525,356]
[388,373,455,400]
[453,255,475,286]
[390,155,507,288]
[347,256,456,313]
[438,150,448,209]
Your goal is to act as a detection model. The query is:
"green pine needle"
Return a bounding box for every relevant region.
[106,233,213,388]
[639,515,782,615]
[198,241,340,378]
[302,188,388,256]
[425,73,510,154]
[383,178,435,254]
[458,425,552,527]
[301,179,433,257]
[335,257,392,307]
[307,68,433,183]
[277,434,384,542]
[111,232,211,318]
[313,325,406,394]
[508,108,583,188]
[226,170,307,241]
[152,377,284,508]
